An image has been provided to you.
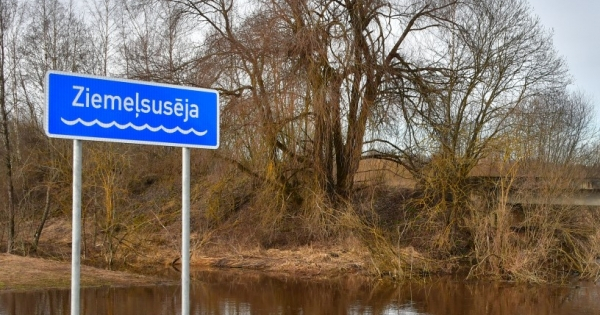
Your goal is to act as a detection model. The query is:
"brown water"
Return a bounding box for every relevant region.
[0,269,599,315]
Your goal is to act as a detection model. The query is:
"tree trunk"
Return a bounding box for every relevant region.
[0,2,16,254]
[32,184,52,252]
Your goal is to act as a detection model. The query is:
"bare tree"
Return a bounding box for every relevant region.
[0,0,18,253]
[364,0,569,253]
[86,0,119,76]
[465,88,599,281]
[20,0,95,125]
[174,0,458,203]
[517,90,595,166]
[117,0,198,84]
[11,0,96,254]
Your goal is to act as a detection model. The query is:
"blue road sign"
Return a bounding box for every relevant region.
[45,71,219,149]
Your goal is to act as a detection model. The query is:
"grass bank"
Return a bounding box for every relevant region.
[0,254,174,291]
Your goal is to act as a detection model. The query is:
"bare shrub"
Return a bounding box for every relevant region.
[467,160,600,282]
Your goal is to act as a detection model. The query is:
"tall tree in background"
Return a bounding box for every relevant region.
[175,0,458,203]
[9,0,96,253]
[119,0,198,84]
[518,91,595,166]
[365,0,569,253]
[0,0,17,253]
[20,0,95,125]
[86,0,119,76]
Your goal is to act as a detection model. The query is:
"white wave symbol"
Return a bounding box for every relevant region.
[61,118,208,136]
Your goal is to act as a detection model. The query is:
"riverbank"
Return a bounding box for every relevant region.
[0,254,175,291]
[1,218,385,291]
[4,215,441,288]
[0,242,375,292]
[190,244,373,280]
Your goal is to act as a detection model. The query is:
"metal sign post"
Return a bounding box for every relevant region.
[71,139,82,314]
[45,71,218,315]
[182,147,191,314]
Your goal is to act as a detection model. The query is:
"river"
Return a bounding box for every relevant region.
[0,269,598,314]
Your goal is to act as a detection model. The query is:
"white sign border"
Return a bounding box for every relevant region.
[44,70,220,149]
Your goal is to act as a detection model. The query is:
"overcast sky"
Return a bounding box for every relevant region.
[527,0,600,113]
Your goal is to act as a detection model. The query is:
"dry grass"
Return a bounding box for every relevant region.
[191,239,370,279]
[6,150,600,284]
[0,254,174,291]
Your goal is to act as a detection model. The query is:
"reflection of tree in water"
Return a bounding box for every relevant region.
[0,272,598,314]
[185,273,600,315]
[409,279,598,315]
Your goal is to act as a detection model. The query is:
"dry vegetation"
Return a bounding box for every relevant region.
[0,253,174,291]
[1,0,600,284]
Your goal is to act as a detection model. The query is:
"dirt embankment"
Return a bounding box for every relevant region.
[0,217,382,292]
[0,231,378,291]
[0,248,372,292]
[190,245,371,280]
[0,254,175,291]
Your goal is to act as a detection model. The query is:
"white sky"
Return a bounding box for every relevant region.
[527,0,600,115]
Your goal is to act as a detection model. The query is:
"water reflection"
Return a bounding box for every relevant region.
[0,269,599,315]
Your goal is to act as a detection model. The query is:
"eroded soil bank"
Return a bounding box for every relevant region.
[0,243,374,291]
[0,254,174,291]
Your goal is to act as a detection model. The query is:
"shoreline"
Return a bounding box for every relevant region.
[0,254,175,292]
[0,247,371,292]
